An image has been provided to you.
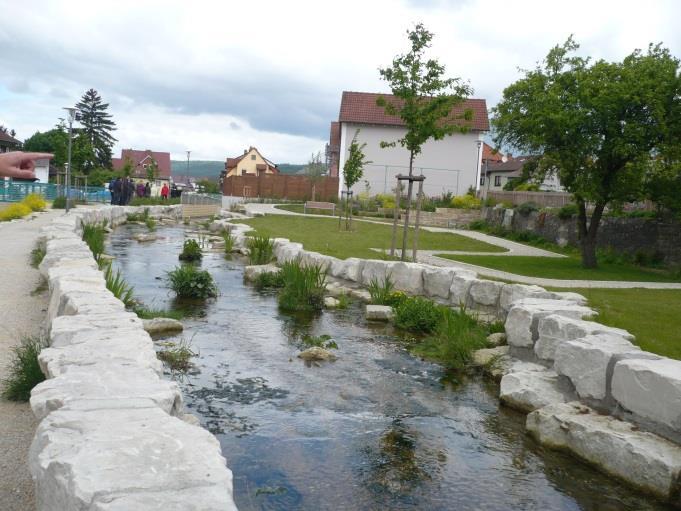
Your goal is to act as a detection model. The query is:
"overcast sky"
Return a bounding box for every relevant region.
[1,0,679,163]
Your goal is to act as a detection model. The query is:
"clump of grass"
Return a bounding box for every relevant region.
[222,231,235,255]
[253,271,285,290]
[51,196,67,209]
[368,276,394,305]
[157,337,196,372]
[247,235,274,265]
[145,216,156,231]
[167,264,218,299]
[0,202,32,221]
[132,304,186,320]
[411,308,487,370]
[30,243,46,268]
[179,239,202,261]
[300,334,338,350]
[278,258,327,312]
[394,296,442,334]
[22,193,47,211]
[81,221,107,262]
[336,292,350,309]
[126,208,150,223]
[1,336,48,401]
[103,263,136,307]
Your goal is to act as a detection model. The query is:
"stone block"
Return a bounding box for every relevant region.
[391,262,424,295]
[49,313,143,347]
[612,358,681,432]
[142,318,184,336]
[500,368,574,413]
[324,297,340,308]
[366,305,393,321]
[526,402,681,503]
[422,266,455,300]
[467,279,504,309]
[499,283,554,312]
[449,274,477,307]
[243,264,280,282]
[360,260,396,287]
[29,406,236,510]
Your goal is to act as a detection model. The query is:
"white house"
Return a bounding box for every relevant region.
[328,91,489,198]
[480,156,565,198]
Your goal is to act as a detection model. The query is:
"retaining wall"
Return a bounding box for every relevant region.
[222,217,681,505]
[32,205,237,510]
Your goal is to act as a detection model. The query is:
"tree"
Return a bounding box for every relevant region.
[342,131,370,230]
[304,151,326,201]
[378,23,473,260]
[120,156,134,178]
[197,179,220,194]
[23,128,69,167]
[75,88,117,169]
[146,159,159,182]
[493,38,680,267]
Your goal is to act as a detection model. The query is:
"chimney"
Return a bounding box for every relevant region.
[244,149,247,155]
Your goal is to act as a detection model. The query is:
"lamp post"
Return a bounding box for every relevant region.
[63,107,77,213]
[186,150,191,180]
[475,139,483,195]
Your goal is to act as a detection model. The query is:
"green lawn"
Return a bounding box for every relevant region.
[274,204,336,216]
[238,215,507,260]
[435,254,680,283]
[565,288,681,360]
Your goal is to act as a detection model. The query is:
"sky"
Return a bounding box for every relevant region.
[1,0,679,163]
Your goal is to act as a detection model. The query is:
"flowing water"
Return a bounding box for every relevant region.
[108,224,673,511]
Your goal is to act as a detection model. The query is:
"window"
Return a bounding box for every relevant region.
[480,176,485,186]
[241,169,247,176]
[251,154,256,160]
[494,175,501,187]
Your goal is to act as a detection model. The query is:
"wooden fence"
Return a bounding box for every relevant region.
[487,191,573,208]
[223,175,339,202]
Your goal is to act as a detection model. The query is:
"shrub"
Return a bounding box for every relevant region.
[375,194,396,209]
[394,297,442,334]
[157,338,196,372]
[30,243,46,268]
[451,195,481,209]
[514,182,540,192]
[468,219,489,231]
[0,202,32,221]
[253,271,285,290]
[411,308,487,370]
[81,221,107,261]
[103,263,136,307]
[52,196,67,209]
[247,235,274,265]
[516,201,539,215]
[1,336,48,401]
[179,239,202,261]
[168,265,218,299]
[22,193,47,211]
[557,203,578,220]
[278,259,327,312]
[368,276,395,305]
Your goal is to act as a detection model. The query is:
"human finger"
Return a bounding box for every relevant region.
[5,168,37,180]
[18,152,54,160]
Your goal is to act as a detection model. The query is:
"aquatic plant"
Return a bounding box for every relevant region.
[103,263,136,307]
[222,231,235,255]
[368,275,394,305]
[167,264,218,299]
[394,296,442,334]
[145,216,157,231]
[132,304,186,320]
[300,334,338,350]
[126,208,150,223]
[179,239,202,261]
[336,292,350,309]
[253,271,285,290]
[0,335,48,401]
[81,221,107,262]
[278,258,327,312]
[247,235,274,265]
[156,337,196,372]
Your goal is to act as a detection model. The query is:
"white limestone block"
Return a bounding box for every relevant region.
[449,274,477,307]
[49,313,143,347]
[499,283,554,312]
[142,317,184,336]
[500,369,574,413]
[391,262,424,295]
[422,266,456,300]
[243,264,280,282]
[360,260,396,287]
[467,279,504,308]
[366,305,394,321]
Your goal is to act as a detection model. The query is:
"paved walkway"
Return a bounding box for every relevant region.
[0,209,61,510]
[241,203,681,290]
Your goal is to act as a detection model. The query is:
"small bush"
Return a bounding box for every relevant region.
[157,338,196,371]
[278,259,327,312]
[516,202,539,215]
[103,263,136,307]
[52,196,67,209]
[81,221,107,261]
[557,203,578,220]
[451,195,482,210]
[179,239,203,261]
[168,265,218,299]
[0,202,32,221]
[468,219,489,231]
[1,336,48,401]
[253,271,285,290]
[30,244,46,268]
[394,297,442,334]
[247,235,274,265]
[22,193,47,211]
[514,182,540,192]
[368,276,395,305]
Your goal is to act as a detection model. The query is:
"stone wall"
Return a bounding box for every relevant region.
[482,207,681,264]
[221,220,681,505]
[416,207,481,228]
[32,205,237,510]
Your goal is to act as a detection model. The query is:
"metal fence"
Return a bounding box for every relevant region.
[180,192,222,206]
[356,164,464,197]
[0,179,110,203]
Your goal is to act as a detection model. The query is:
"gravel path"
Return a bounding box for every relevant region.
[0,209,60,511]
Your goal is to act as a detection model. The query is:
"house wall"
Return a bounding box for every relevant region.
[226,149,276,177]
[338,123,482,198]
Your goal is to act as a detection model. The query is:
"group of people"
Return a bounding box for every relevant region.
[109,177,170,205]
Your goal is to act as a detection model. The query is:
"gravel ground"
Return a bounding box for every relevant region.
[0,209,60,511]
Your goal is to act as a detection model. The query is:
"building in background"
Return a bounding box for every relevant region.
[224,147,279,178]
[0,130,21,153]
[112,149,171,182]
[481,155,564,198]
[328,91,489,197]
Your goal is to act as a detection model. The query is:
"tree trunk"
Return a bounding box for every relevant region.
[400,152,415,261]
[390,181,400,257]
[577,199,606,269]
[411,180,424,262]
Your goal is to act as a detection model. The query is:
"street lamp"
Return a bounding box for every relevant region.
[475,139,483,195]
[63,107,77,213]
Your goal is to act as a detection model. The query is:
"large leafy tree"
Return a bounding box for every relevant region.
[493,38,680,268]
[23,122,94,175]
[76,88,117,169]
[378,23,473,260]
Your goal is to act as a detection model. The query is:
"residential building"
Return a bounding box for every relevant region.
[0,130,21,153]
[328,91,489,197]
[112,149,171,182]
[224,147,279,178]
[481,156,564,197]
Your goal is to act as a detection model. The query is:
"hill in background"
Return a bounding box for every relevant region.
[171,160,306,179]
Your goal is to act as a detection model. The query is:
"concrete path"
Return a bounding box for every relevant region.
[0,209,61,510]
[241,203,681,290]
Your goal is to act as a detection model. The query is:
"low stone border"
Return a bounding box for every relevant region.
[222,217,681,505]
[31,205,237,510]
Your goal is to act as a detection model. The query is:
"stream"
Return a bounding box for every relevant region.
[107,224,673,511]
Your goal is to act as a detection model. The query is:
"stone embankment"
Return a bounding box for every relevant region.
[220,216,681,506]
[32,205,237,510]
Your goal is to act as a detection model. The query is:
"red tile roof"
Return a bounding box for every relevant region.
[339,91,489,131]
[112,149,171,178]
[0,131,21,145]
[486,156,532,174]
[482,142,504,163]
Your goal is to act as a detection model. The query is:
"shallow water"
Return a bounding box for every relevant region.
[108,224,673,511]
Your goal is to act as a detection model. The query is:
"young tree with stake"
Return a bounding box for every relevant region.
[342,131,370,230]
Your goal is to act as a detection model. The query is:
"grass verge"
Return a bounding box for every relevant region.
[1,336,48,401]
[239,215,505,260]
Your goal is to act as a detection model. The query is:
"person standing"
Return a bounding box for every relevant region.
[112,177,122,206]
[136,181,145,198]
[160,182,169,201]
[145,182,151,198]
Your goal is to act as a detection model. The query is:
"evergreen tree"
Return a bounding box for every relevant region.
[75,88,117,169]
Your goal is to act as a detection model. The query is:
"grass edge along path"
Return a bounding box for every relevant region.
[239,215,506,260]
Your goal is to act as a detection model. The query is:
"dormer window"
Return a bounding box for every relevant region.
[251,155,256,160]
